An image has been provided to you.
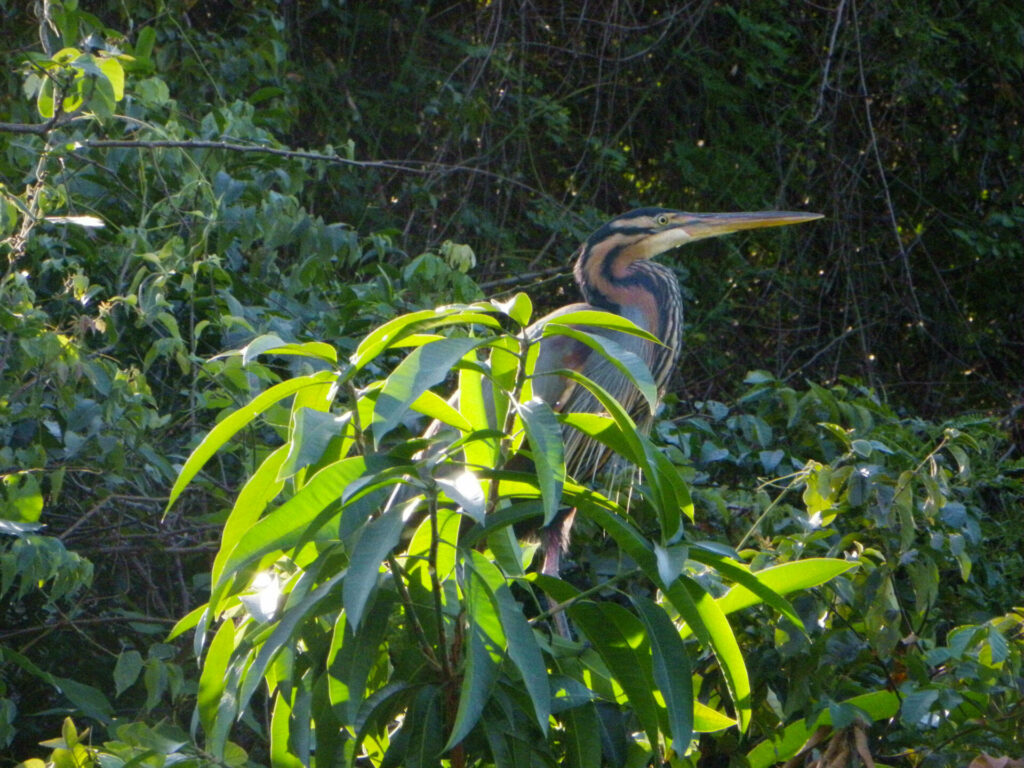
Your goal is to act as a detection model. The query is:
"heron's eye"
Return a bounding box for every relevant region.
[655,214,670,226]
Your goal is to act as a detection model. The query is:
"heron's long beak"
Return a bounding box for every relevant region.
[678,210,823,241]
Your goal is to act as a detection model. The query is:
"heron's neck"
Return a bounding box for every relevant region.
[575,257,682,351]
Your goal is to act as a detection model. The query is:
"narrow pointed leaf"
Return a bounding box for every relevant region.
[569,602,660,746]
[240,333,338,365]
[197,621,237,737]
[538,310,661,344]
[270,691,305,768]
[445,586,503,749]
[550,369,646,468]
[665,577,751,731]
[327,595,395,722]
[483,561,550,734]
[410,389,472,432]
[715,559,858,617]
[542,324,659,412]
[237,568,347,715]
[351,307,500,372]
[344,503,405,628]
[633,596,693,747]
[388,685,443,768]
[562,701,602,768]
[373,337,484,446]
[212,456,366,602]
[688,549,805,630]
[166,371,339,512]
[567,488,657,576]
[516,398,565,525]
[694,702,736,732]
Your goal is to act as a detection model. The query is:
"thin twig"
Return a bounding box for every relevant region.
[386,554,443,672]
[812,0,849,122]
[850,0,923,321]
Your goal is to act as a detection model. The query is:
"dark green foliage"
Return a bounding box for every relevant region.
[1,1,1022,766]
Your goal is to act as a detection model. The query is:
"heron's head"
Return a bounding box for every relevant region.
[581,206,823,274]
[573,206,822,316]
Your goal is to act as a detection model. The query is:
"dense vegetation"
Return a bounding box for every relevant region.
[1,1,1021,766]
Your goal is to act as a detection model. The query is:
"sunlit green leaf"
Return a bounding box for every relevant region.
[712,558,857,622]
[239,333,338,365]
[633,596,693,747]
[541,324,659,412]
[538,310,660,344]
[212,456,366,606]
[569,601,660,746]
[351,306,499,372]
[665,577,751,731]
[198,621,237,741]
[373,336,484,446]
[166,371,339,512]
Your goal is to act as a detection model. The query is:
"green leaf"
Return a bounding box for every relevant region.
[665,577,751,731]
[134,25,156,59]
[494,292,533,327]
[567,487,656,575]
[351,306,499,372]
[444,559,504,750]
[473,552,550,735]
[654,542,688,586]
[240,333,338,365]
[1,472,43,523]
[96,55,125,101]
[343,503,405,628]
[197,620,237,739]
[237,568,347,715]
[457,363,500,471]
[328,595,395,722]
[569,601,661,746]
[643,437,693,536]
[562,700,602,768]
[538,309,661,344]
[166,371,339,512]
[541,324,659,413]
[552,369,646,468]
[113,650,143,697]
[899,687,939,726]
[270,691,305,768]
[278,408,348,481]
[410,389,472,432]
[713,559,858,619]
[389,685,444,768]
[436,471,485,523]
[210,445,288,595]
[688,548,804,631]
[517,398,566,526]
[37,77,55,118]
[694,702,736,732]
[373,336,484,446]
[633,596,693,748]
[212,456,366,606]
